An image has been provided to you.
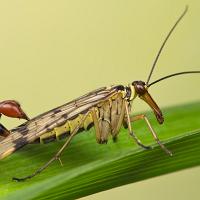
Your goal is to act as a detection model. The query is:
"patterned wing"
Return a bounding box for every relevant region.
[0,85,122,159]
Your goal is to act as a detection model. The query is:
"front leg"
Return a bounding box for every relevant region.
[124,101,152,150]
[129,114,172,156]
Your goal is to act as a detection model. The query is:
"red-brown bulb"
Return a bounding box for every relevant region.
[0,100,29,120]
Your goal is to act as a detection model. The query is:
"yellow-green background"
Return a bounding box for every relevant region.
[0,0,199,199]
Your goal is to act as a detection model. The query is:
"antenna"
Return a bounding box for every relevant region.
[146,6,188,85]
[148,71,200,87]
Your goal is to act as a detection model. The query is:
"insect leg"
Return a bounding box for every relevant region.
[129,114,172,156]
[124,101,152,150]
[12,111,91,181]
[91,108,101,143]
[91,106,110,144]
[111,99,126,141]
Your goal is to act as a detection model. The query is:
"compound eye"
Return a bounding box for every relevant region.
[136,85,146,95]
[132,81,146,86]
[132,81,146,95]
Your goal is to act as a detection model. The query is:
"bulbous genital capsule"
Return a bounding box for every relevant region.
[0,100,29,120]
[0,100,29,137]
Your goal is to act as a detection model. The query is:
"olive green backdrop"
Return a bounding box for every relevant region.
[0,0,199,199]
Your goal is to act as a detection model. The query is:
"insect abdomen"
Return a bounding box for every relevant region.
[39,112,95,144]
[39,92,125,144]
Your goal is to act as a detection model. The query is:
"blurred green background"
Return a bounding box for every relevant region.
[0,0,199,199]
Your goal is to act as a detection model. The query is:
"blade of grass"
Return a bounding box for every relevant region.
[0,102,200,200]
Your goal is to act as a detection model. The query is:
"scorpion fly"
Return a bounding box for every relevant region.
[0,6,199,181]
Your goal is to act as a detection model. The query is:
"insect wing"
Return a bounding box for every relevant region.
[0,86,119,159]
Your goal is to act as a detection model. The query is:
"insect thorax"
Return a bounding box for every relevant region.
[122,84,136,102]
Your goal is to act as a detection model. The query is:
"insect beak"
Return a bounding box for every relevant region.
[139,91,164,124]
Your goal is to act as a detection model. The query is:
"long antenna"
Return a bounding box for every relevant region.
[148,71,200,87]
[146,6,188,85]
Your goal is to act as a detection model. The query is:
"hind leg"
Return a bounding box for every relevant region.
[13,110,91,181]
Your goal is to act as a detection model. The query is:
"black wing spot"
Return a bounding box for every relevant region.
[54,109,62,114]
[13,137,28,148]
[17,126,29,135]
[51,114,56,118]
[62,113,68,118]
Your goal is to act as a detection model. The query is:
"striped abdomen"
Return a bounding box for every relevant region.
[37,93,126,144]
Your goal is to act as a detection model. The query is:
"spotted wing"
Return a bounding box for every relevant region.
[0,85,122,159]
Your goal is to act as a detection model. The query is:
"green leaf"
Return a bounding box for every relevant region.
[0,102,200,200]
